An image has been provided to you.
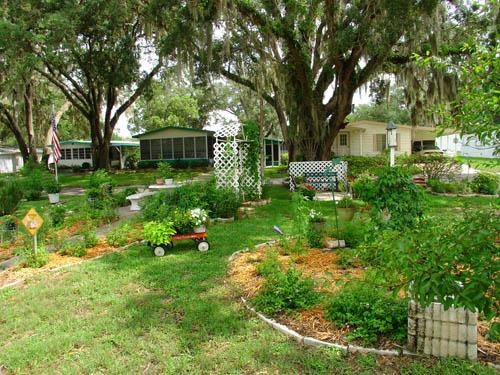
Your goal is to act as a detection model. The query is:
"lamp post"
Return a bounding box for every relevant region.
[386,120,397,167]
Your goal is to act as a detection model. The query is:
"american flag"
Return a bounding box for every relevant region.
[51,112,61,163]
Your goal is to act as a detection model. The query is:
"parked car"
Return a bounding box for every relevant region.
[412,140,444,155]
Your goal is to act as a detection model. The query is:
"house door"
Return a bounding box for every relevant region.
[337,133,350,155]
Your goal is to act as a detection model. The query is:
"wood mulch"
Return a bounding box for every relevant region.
[227,243,499,364]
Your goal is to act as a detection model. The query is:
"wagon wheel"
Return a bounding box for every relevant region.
[152,244,167,257]
[197,240,210,252]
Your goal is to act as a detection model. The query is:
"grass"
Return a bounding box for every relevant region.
[0,187,497,374]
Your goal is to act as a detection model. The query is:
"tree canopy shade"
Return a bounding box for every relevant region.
[1,0,206,169]
[205,0,444,161]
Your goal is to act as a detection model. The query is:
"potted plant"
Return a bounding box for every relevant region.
[190,208,208,233]
[157,161,174,185]
[44,179,61,204]
[336,197,356,221]
[143,220,176,256]
[308,208,326,231]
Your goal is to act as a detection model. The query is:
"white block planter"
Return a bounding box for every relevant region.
[407,300,477,360]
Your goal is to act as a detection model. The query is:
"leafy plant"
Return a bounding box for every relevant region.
[82,228,98,248]
[209,187,241,218]
[49,204,66,227]
[106,223,131,247]
[387,210,499,318]
[16,245,50,268]
[23,166,45,201]
[0,177,24,215]
[406,155,462,181]
[44,179,61,194]
[337,197,355,208]
[254,248,282,278]
[157,161,173,179]
[86,169,114,208]
[60,242,87,257]
[469,173,498,195]
[354,167,425,228]
[143,220,176,245]
[252,267,320,315]
[306,226,324,248]
[486,322,500,343]
[325,281,408,345]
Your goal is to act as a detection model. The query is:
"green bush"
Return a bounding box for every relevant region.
[113,187,137,207]
[106,223,131,247]
[16,245,50,268]
[49,204,66,227]
[86,169,114,209]
[486,322,500,343]
[354,167,425,228]
[252,267,320,315]
[469,173,498,195]
[428,178,469,194]
[405,155,462,181]
[338,217,374,248]
[341,155,387,178]
[60,242,87,257]
[325,281,408,345]
[0,177,24,215]
[22,165,45,201]
[143,220,176,245]
[255,249,282,278]
[208,187,241,218]
[82,228,98,248]
[306,226,324,248]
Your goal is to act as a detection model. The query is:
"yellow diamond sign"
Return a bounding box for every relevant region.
[22,208,44,235]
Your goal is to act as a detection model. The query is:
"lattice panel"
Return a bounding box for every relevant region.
[239,143,262,199]
[213,140,240,191]
[289,161,348,191]
[214,123,240,138]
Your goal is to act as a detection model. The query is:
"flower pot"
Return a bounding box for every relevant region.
[155,178,165,185]
[48,193,60,204]
[194,225,206,233]
[311,221,326,232]
[337,207,355,221]
[164,178,174,186]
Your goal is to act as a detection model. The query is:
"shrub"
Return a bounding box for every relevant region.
[486,322,500,343]
[86,169,114,208]
[140,192,174,221]
[22,165,45,201]
[255,248,282,278]
[306,226,324,248]
[339,218,374,248]
[82,228,98,248]
[0,177,24,215]
[209,187,241,218]
[113,187,137,207]
[405,154,462,181]
[60,242,87,257]
[469,173,498,195]
[49,204,66,227]
[325,281,408,345]
[354,167,425,228]
[252,267,320,315]
[157,161,173,179]
[43,179,60,194]
[16,245,50,268]
[341,155,387,178]
[386,210,499,318]
[106,223,131,247]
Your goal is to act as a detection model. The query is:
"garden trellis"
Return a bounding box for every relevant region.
[213,122,262,200]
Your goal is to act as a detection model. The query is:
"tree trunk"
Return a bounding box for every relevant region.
[24,82,38,164]
[0,102,30,161]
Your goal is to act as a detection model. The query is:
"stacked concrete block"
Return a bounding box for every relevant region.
[407,300,477,360]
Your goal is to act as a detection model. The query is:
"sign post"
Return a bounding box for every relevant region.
[22,208,44,254]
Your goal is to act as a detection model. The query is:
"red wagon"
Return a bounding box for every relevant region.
[151,229,210,256]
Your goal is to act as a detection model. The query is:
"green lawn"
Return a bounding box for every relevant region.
[0,187,497,374]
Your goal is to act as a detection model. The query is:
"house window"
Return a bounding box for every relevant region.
[184,137,195,158]
[85,148,91,158]
[150,139,162,160]
[79,148,85,159]
[140,140,151,160]
[374,134,387,152]
[195,137,207,158]
[64,149,72,159]
[173,138,184,159]
[161,139,172,159]
[339,133,348,146]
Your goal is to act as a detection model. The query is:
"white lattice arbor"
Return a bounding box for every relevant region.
[213,123,262,199]
[289,161,348,191]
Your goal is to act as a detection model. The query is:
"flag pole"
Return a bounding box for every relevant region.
[52,106,59,184]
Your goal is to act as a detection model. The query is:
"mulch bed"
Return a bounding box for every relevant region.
[227,243,499,364]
